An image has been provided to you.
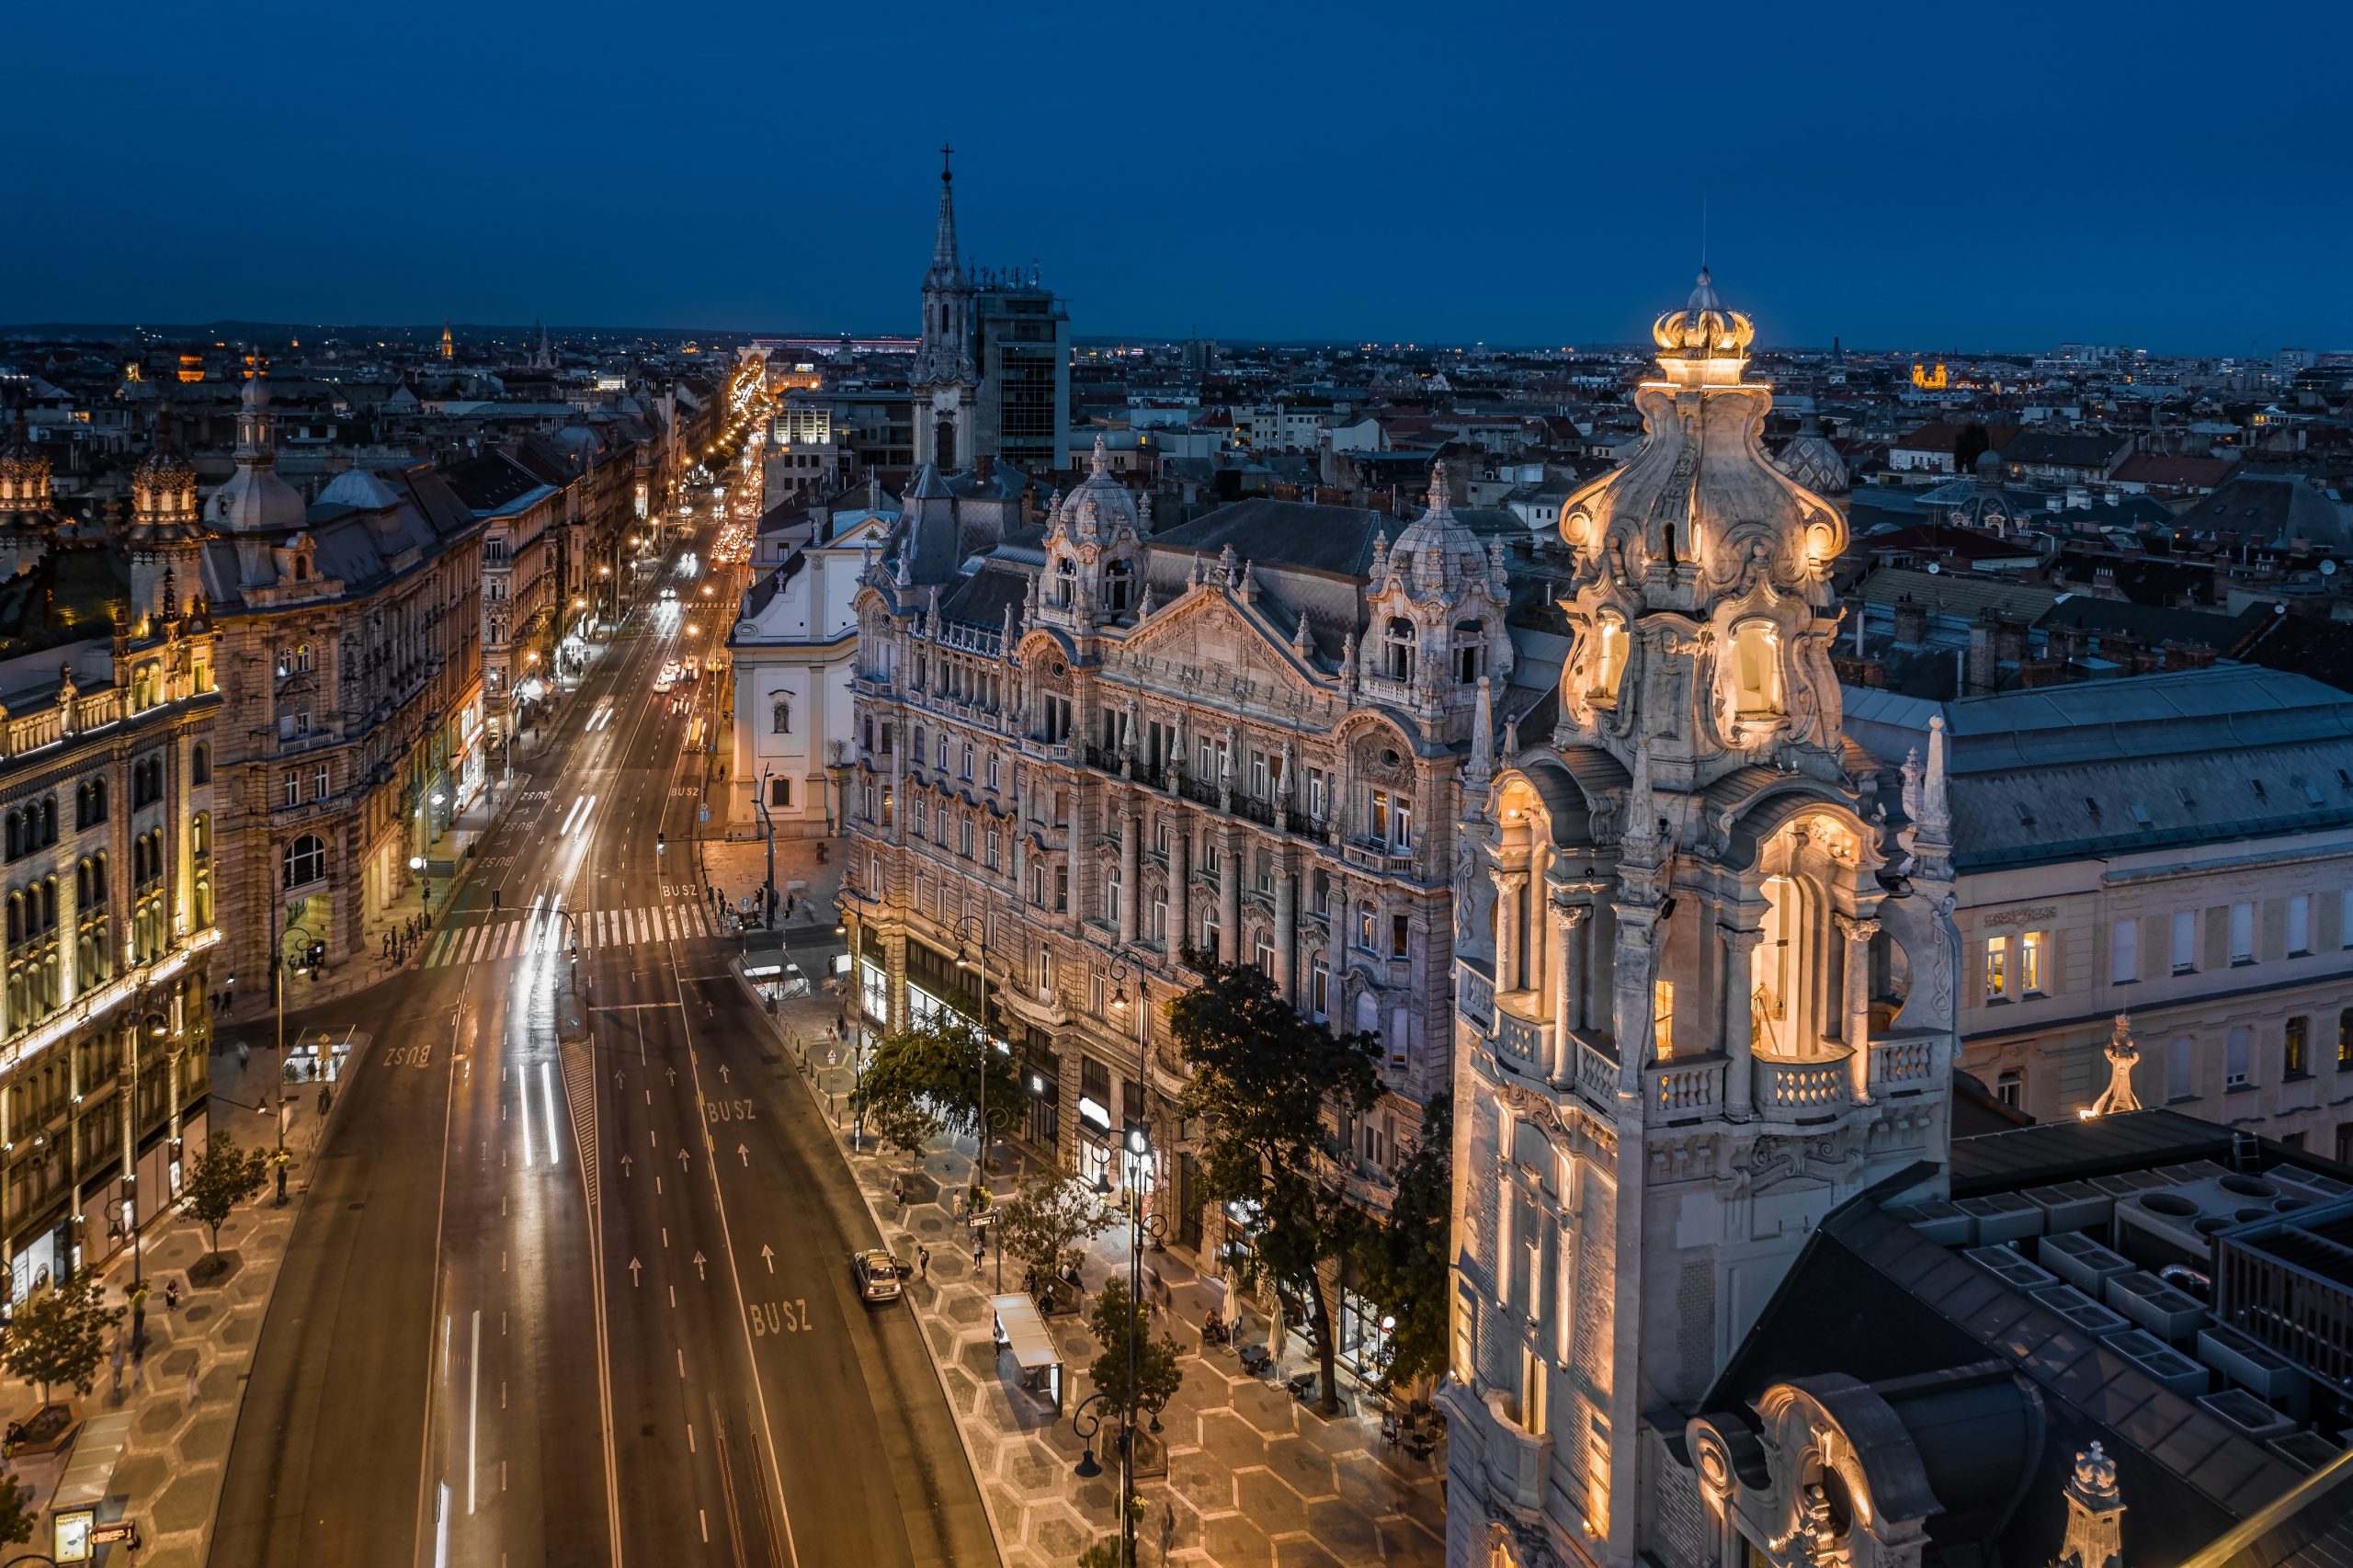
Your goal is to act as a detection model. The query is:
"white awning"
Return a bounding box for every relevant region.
[992,1293,1057,1370]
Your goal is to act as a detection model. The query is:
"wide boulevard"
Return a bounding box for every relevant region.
[208,522,995,1568]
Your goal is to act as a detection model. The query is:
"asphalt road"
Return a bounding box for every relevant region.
[210,529,997,1568]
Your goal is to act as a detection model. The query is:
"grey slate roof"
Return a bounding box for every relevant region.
[2173,475,2353,549]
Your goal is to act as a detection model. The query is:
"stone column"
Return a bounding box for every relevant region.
[1836,914,1881,1100]
[1493,871,1526,994]
[1549,904,1586,1083]
[1218,836,1241,967]
[1611,903,1662,1093]
[1720,923,1765,1119]
[1525,851,1549,1004]
[1273,856,1297,1001]
[886,931,909,1033]
[1117,804,1140,948]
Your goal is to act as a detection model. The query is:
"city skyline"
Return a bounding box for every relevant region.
[7,0,2347,357]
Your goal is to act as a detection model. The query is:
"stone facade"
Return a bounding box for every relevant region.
[842,439,1492,1293]
[1442,274,1959,1568]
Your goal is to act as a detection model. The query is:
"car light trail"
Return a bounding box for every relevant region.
[542,1062,562,1166]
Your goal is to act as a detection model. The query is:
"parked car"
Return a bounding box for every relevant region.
[850,1249,904,1302]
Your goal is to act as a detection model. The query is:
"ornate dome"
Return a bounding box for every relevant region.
[1053,435,1142,542]
[0,408,54,513]
[1383,460,1497,600]
[1651,267,1755,383]
[1773,417,1849,495]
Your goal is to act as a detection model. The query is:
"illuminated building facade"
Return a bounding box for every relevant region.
[1443,273,1959,1566]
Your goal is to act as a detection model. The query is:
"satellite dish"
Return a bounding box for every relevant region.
[1926,562,1941,575]
[2324,559,2338,576]
[2276,602,2288,615]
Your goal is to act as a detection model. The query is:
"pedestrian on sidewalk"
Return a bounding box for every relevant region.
[184,1360,199,1410]
[917,1244,930,1280]
[164,1281,180,1312]
[108,1338,124,1401]
[891,1175,904,1210]
[237,1041,250,1070]
[130,1338,145,1392]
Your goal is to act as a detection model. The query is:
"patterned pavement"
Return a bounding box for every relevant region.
[769,995,1449,1567]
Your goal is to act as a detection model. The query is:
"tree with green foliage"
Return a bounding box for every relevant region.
[996,1171,1119,1301]
[851,1014,1023,1186]
[0,1467,32,1545]
[1173,958,1381,1415]
[180,1130,269,1260]
[1087,1276,1184,1435]
[1352,1090,1452,1393]
[6,1274,121,1415]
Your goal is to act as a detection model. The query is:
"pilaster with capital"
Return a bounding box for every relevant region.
[1218,834,1242,967]
[1169,824,1190,957]
[1493,870,1528,993]
[1548,903,1587,1082]
[1273,852,1297,1001]
[1117,804,1141,948]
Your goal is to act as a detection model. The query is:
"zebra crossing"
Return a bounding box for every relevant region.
[422,900,720,968]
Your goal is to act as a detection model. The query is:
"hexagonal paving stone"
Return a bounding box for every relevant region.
[1333,1450,1399,1509]
[1303,1495,1384,1562]
[1164,1442,1237,1511]
[176,1414,235,1464]
[1273,1540,1350,1568]
[1228,1378,1297,1437]
[1234,1467,1312,1535]
[1199,1509,1271,1565]
[1032,1508,1092,1562]
[1192,1407,1259,1463]
[150,1471,217,1536]
[942,1290,991,1326]
[1264,1434,1337,1499]
[1298,1410,1371,1457]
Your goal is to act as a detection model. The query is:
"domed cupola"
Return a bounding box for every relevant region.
[0,405,56,521]
[1039,436,1145,628]
[1772,416,1849,496]
[211,364,308,539]
[130,410,204,543]
[1361,460,1513,728]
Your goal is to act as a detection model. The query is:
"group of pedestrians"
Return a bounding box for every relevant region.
[382,913,431,962]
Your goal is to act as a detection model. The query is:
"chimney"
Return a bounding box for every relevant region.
[1992,613,2028,665]
[1893,595,1928,646]
[976,453,995,483]
[2051,622,2088,661]
[2096,630,2140,665]
[1965,625,1997,695]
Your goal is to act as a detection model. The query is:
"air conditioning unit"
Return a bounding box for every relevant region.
[1890,1200,1972,1247]
[2029,1283,2133,1338]
[2105,1270,2211,1341]
[2021,1180,2111,1234]
[2038,1231,2135,1295]
[2198,1325,2303,1403]
[1956,1191,2043,1245]
[2104,1330,2209,1395]
[2199,1388,2295,1442]
[1965,1244,2058,1292]
[2268,1431,2342,1474]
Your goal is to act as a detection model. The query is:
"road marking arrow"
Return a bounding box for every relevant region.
[737,1143,749,1167]
[719,1064,731,1084]
[676,1146,690,1170]
[693,1251,707,1281]
[759,1245,774,1274]
[620,1154,633,1177]
[666,1067,677,1086]
[628,1258,642,1288]
[613,1069,624,1090]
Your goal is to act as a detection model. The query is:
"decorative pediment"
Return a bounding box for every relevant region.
[1117,585,1325,700]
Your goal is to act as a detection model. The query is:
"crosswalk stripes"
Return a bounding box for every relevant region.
[418,903,721,968]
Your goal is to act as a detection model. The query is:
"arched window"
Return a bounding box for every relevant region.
[283,834,326,890]
[1383,617,1415,680]
[1592,613,1628,703]
[192,812,210,858]
[191,744,210,786]
[90,852,106,902]
[1106,560,1133,615]
[1731,619,1780,717]
[194,873,212,928]
[5,812,19,862]
[771,697,792,735]
[38,797,55,847]
[1453,619,1485,684]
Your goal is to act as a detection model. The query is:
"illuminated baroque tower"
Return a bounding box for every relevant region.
[127,408,207,627]
[910,146,976,471]
[1442,272,1959,1568]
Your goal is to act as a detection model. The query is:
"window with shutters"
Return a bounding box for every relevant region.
[2230,902,2255,964]
[2110,918,2136,985]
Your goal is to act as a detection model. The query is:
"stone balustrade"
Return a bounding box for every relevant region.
[1755,1048,1854,1117]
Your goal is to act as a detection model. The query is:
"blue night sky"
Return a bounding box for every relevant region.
[7,0,2346,356]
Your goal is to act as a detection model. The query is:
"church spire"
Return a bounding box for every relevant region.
[927,143,962,289]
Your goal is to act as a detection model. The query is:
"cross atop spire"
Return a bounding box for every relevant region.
[926,144,963,287]
[940,142,954,180]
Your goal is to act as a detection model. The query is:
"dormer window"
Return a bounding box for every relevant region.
[1382,617,1414,680]
[1592,613,1628,703]
[1106,559,1133,615]
[1731,619,1780,717]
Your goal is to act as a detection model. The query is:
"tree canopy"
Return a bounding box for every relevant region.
[6,1273,120,1412]
[851,1013,1023,1166]
[1352,1090,1452,1392]
[1172,959,1381,1415]
[180,1130,269,1258]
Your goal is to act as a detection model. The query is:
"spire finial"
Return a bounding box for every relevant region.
[1091,433,1108,474]
[940,142,954,181]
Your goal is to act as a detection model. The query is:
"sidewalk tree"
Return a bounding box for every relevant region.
[181,1130,270,1260]
[0,1467,31,1546]
[1172,957,1381,1416]
[6,1274,121,1417]
[1351,1089,1452,1393]
[850,1014,1022,1178]
[996,1171,1119,1300]
[1086,1276,1184,1435]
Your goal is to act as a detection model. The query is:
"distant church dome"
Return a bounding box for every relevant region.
[1773,417,1849,495]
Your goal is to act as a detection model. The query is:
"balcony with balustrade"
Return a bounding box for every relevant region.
[1751,1047,1853,1120]
[1489,988,1552,1080]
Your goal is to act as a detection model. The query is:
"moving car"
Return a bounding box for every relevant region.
[850,1249,904,1303]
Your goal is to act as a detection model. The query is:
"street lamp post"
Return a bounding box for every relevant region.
[269,915,318,1205]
